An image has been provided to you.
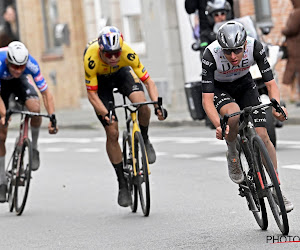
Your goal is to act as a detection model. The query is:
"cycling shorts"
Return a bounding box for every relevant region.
[96,66,144,126]
[213,73,266,128]
[0,75,39,109]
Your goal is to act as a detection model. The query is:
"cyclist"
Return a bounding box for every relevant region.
[201,21,294,212]
[83,26,167,208]
[0,41,58,202]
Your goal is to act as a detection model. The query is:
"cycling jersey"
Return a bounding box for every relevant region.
[0,47,48,92]
[83,39,149,92]
[202,36,274,93]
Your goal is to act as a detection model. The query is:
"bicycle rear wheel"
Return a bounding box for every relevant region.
[134,131,150,216]
[14,138,32,216]
[252,135,289,235]
[239,140,268,230]
[122,130,138,212]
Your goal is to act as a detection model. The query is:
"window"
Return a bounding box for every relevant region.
[120,0,145,55]
[41,0,62,54]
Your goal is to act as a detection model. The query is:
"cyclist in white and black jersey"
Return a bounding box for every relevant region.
[201,21,293,212]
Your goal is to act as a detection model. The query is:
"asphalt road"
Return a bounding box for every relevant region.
[0,125,299,249]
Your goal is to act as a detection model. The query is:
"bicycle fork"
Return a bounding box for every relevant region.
[130,112,150,177]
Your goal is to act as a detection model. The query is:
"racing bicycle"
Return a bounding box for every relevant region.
[221,98,289,235]
[108,95,165,216]
[5,109,56,215]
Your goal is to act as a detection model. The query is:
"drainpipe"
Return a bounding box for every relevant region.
[253,0,273,35]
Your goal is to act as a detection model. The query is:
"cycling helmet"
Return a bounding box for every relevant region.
[205,0,232,26]
[98,26,123,52]
[7,41,29,65]
[217,21,247,49]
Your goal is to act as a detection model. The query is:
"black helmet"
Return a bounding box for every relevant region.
[217,21,247,49]
[205,0,232,26]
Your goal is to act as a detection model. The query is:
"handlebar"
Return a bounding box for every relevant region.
[220,98,287,138]
[5,109,57,132]
[108,97,164,124]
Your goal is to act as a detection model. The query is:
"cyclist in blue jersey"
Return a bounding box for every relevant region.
[0,41,58,202]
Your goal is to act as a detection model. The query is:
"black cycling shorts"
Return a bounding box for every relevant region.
[96,66,144,126]
[213,73,266,128]
[0,75,39,109]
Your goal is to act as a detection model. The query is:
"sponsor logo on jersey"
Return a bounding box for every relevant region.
[142,67,146,73]
[127,53,136,61]
[259,48,265,55]
[202,59,213,67]
[27,60,39,74]
[254,118,266,123]
[85,80,90,84]
[88,57,95,69]
[34,73,43,82]
[201,80,211,84]
[261,67,271,74]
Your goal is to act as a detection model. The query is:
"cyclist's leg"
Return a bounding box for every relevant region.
[17,76,41,170]
[96,78,131,207]
[0,79,16,201]
[214,87,243,183]
[116,67,156,164]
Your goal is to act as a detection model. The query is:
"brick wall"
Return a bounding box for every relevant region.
[17,0,87,109]
[237,0,293,101]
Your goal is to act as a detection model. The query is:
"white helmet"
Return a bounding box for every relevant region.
[7,41,29,65]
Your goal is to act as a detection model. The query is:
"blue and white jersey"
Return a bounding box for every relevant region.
[0,47,48,92]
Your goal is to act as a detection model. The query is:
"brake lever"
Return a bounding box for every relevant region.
[270,98,287,120]
[221,114,229,139]
[50,114,57,133]
[5,110,12,126]
[108,101,114,124]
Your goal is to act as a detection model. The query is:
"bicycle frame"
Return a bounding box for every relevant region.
[109,95,163,176]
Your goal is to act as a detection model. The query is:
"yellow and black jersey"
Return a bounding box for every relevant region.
[83,39,149,91]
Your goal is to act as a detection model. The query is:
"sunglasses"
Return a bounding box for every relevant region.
[222,46,244,55]
[8,63,26,70]
[103,50,122,59]
[214,11,226,17]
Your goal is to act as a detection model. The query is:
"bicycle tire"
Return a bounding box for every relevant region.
[134,131,150,216]
[252,135,289,235]
[7,159,16,213]
[122,130,138,212]
[14,138,32,216]
[238,141,268,230]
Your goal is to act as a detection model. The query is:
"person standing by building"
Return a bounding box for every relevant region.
[281,0,300,105]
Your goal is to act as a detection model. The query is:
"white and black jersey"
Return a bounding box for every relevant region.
[202,36,273,93]
[201,36,273,128]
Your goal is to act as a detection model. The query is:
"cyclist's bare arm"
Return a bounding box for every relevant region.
[265,79,288,121]
[143,77,166,120]
[41,88,58,134]
[0,96,6,125]
[87,91,115,123]
[202,92,229,140]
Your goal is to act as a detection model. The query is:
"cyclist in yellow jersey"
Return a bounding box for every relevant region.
[83,26,167,207]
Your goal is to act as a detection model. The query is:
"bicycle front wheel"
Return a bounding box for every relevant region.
[122,130,138,212]
[252,135,289,235]
[134,131,150,216]
[14,138,32,216]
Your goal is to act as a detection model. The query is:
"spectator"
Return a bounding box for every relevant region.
[0,4,19,47]
[281,0,300,105]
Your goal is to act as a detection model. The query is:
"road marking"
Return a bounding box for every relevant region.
[44,148,66,152]
[281,165,300,170]
[207,156,226,162]
[76,148,100,153]
[174,154,199,159]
